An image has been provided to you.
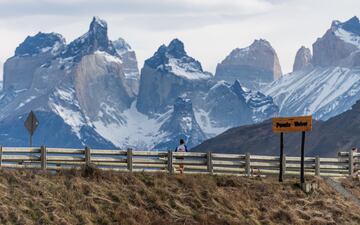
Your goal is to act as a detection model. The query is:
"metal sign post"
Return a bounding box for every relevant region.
[24,111,39,147]
[272,116,312,184]
[279,132,284,182]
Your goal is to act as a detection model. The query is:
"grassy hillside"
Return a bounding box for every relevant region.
[0,168,359,225]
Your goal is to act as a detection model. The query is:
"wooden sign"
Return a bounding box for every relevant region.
[272,116,312,133]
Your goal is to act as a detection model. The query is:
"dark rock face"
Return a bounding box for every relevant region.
[293,46,312,72]
[4,32,66,92]
[61,16,117,62]
[155,97,206,150]
[0,111,115,148]
[113,38,140,93]
[342,16,360,35]
[312,16,360,67]
[0,17,137,149]
[136,38,212,115]
[15,32,65,56]
[0,19,278,150]
[215,39,282,90]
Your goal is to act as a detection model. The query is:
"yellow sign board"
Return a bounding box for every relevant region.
[272,116,312,133]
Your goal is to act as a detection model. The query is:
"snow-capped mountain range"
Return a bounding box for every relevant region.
[263,16,360,120]
[0,17,277,150]
[2,15,360,150]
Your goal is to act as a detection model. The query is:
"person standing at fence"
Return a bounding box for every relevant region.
[175,139,188,174]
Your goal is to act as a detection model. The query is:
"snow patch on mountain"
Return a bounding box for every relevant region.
[263,67,360,120]
[93,101,169,149]
[166,58,212,80]
[335,28,360,49]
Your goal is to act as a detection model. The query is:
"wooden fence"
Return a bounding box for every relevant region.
[0,146,358,177]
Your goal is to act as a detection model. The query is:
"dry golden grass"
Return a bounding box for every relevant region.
[0,167,358,225]
[341,176,360,200]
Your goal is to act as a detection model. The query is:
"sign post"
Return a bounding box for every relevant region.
[272,116,312,184]
[24,111,39,147]
[279,132,284,182]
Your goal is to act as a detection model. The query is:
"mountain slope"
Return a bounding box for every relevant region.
[0,18,278,150]
[263,16,360,121]
[0,17,135,148]
[194,99,360,157]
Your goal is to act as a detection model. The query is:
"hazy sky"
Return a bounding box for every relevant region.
[0,0,359,80]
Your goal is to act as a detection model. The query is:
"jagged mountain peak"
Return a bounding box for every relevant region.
[215,38,282,90]
[113,38,132,55]
[167,38,186,58]
[250,38,272,48]
[293,46,312,72]
[331,16,360,35]
[61,16,116,61]
[145,38,188,67]
[89,16,108,40]
[15,32,65,57]
[313,16,360,67]
[90,16,107,29]
[144,38,209,80]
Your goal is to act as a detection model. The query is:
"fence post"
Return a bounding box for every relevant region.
[282,154,286,178]
[245,153,251,176]
[0,146,2,168]
[315,156,320,176]
[40,145,47,170]
[207,152,213,175]
[127,148,133,172]
[349,149,354,176]
[167,151,173,174]
[85,146,91,166]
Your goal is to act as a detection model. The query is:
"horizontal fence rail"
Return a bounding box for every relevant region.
[0,146,358,177]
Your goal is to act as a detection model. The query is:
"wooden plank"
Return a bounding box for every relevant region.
[132,151,168,157]
[47,161,86,165]
[250,155,279,160]
[1,155,40,161]
[46,156,84,161]
[0,146,2,168]
[91,162,127,167]
[46,148,84,154]
[251,162,280,167]
[349,150,354,176]
[127,149,133,172]
[0,164,41,169]
[133,164,167,169]
[245,153,251,176]
[90,157,127,163]
[213,167,245,173]
[207,152,213,175]
[172,152,207,157]
[211,153,245,159]
[319,164,349,169]
[286,156,315,162]
[41,146,47,170]
[168,151,173,174]
[173,165,207,171]
[132,158,167,164]
[212,160,244,166]
[90,149,127,155]
[2,147,41,153]
[315,156,320,176]
[85,146,91,166]
[319,158,348,163]
[173,159,207,165]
